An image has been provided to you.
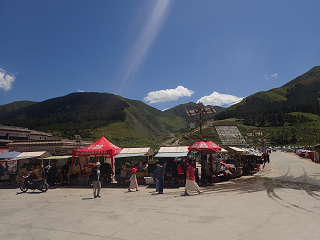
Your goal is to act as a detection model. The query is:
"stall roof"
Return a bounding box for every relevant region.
[244,151,263,157]
[227,146,247,153]
[0,151,21,159]
[114,147,153,158]
[154,146,189,158]
[44,155,73,160]
[217,148,228,153]
[158,146,189,153]
[154,152,188,158]
[15,151,52,159]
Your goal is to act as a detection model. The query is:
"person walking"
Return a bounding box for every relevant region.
[184,159,202,196]
[157,161,166,194]
[92,162,101,198]
[128,168,139,192]
[154,164,160,192]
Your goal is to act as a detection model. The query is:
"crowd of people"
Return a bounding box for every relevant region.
[42,160,70,186]
[152,158,202,195]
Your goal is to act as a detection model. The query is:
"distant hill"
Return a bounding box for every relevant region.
[0,92,187,143]
[164,102,225,121]
[216,66,320,127]
[0,101,37,115]
[2,66,320,147]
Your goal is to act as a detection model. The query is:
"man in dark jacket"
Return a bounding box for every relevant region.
[49,160,57,186]
[157,162,167,194]
[92,162,101,198]
[62,163,70,186]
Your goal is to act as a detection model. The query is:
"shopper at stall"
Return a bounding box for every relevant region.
[154,164,160,192]
[128,168,139,192]
[171,159,177,184]
[62,162,70,186]
[177,162,185,187]
[157,161,166,194]
[48,160,57,186]
[92,162,101,198]
[184,159,202,196]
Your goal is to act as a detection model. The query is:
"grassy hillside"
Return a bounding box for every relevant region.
[0,101,37,115]
[216,66,320,127]
[164,102,225,122]
[175,114,320,148]
[0,93,187,147]
[1,66,320,148]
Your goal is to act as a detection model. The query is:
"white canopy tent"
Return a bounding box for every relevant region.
[154,146,189,158]
[114,147,153,159]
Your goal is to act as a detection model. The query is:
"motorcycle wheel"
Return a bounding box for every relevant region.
[39,183,48,192]
[20,185,28,192]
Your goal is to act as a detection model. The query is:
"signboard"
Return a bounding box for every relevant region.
[54,148,74,155]
[247,132,263,137]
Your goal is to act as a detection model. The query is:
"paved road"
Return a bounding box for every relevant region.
[1,151,320,240]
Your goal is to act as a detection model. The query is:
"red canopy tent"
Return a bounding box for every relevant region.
[72,136,122,172]
[188,141,221,152]
[188,141,221,185]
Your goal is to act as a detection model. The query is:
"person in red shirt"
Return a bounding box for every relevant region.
[184,159,202,196]
[177,162,185,186]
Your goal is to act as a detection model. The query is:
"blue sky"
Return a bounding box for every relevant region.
[1,0,320,111]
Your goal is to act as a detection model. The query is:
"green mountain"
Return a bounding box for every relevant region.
[164,102,225,121]
[1,66,320,147]
[0,92,187,146]
[0,101,37,115]
[216,66,320,126]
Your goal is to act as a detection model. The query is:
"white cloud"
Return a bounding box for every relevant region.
[265,73,278,79]
[144,86,194,104]
[197,92,243,106]
[78,89,84,92]
[0,68,15,91]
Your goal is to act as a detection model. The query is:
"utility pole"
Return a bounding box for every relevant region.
[186,102,217,184]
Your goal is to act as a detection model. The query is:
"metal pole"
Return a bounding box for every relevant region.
[199,107,202,141]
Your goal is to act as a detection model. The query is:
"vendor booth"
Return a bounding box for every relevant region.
[154,146,189,158]
[0,151,22,182]
[43,155,72,184]
[188,141,222,184]
[114,147,154,184]
[71,136,122,185]
[154,146,190,184]
[13,151,52,181]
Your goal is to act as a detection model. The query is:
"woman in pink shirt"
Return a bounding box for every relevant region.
[177,162,185,186]
[184,159,202,196]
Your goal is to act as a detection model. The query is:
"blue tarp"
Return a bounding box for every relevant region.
[0,151,22,160]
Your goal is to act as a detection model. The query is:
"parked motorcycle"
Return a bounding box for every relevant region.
[19,174,48,192]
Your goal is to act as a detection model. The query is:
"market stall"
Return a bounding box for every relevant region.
[154,146,190,184]
[0,151,21,182]
[226,146,247,164]
[43,155,72,184]
[71,136,122,185]
[13,151,52,181]
[114,147,154,184]
[188,141,222,184]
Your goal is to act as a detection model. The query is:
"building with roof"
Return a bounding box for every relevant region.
[0,125,53,141]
